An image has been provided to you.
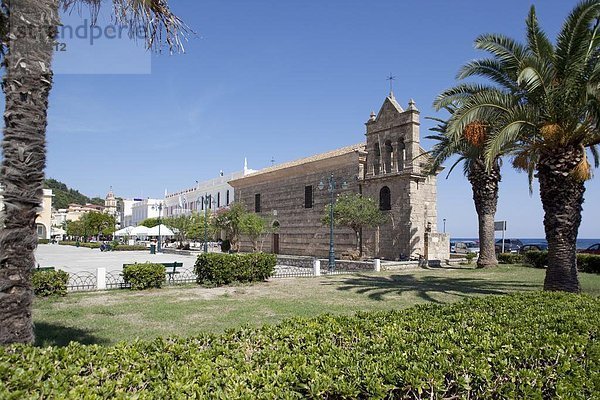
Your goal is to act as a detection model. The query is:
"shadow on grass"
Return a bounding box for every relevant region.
[34,322,109,347]
[326,272,540,304]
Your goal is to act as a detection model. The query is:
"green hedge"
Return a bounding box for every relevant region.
[1,293,598,398]
[497,251,600,274]
[577,253,600,274]
[37,239,50,244]
[122,263,166,290]
[497,252,523,264]
[194,253,276,286]
[32,270,69,297]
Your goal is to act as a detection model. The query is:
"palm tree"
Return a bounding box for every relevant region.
[426,103,501,269]
[442,1,600,292]
[0,0,187,345]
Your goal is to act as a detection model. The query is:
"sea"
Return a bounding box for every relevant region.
[451,238,599,250]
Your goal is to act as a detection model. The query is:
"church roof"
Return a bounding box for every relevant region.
[230,143,366,183]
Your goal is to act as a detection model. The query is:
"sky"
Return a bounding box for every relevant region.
[1,0,597,238]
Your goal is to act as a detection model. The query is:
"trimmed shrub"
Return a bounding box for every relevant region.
[194,253,276,286]
[577,253,600,274]
[112,245,148,251]
[497,252,523,264]
[37,239,50,244]
[32,270,69,297]
[122,263,166,290]
[465,252,476,264]
[1,293,598,398]
[523,251,548,268]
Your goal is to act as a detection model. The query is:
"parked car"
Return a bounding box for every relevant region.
[495,238,524,253]
[519,243,548,253]
[579,243,600,255]
[454,241,480,255]
[449,241,456,253]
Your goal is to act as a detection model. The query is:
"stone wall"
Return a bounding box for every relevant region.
[426,232,450,261]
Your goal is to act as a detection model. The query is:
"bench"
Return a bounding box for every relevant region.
[122,262,184,284]
[36,266,55,272]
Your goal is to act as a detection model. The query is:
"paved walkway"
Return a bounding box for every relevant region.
[35,244,200,274]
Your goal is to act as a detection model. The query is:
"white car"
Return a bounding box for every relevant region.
[454,241,480,255]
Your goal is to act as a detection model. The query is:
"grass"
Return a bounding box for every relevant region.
[33,265,600,347]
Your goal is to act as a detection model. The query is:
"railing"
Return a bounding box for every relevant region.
[64,257,397,291]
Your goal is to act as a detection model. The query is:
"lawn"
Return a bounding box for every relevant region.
[33,265,600,347]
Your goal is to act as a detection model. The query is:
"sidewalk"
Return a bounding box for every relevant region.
[34,244,199,274]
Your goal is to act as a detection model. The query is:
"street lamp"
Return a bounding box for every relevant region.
[201,194,216,253]
[318,173,348,272]
[443,218,446,233]
[151,202,164,252]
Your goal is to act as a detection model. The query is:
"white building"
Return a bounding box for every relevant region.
[120,199,137,228]
[164,161,256,217]
[131,198,163,226]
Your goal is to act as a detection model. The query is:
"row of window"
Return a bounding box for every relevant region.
[253,185,392,213]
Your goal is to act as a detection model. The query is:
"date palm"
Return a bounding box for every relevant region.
[0,0,186,345]
[442,1,600,292]
[426,100,502,269]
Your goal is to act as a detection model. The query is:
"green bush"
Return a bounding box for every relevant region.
[59,241,101,249]
[32,270,69,297]
[523,251,547,268]
[577,253,600,274]
[122,263,166,290]
[497,252,523,264]
[194,253,276,286]
[514,251,599,273]
[1,293,598,398]
[465,252,476,264]
[37,239,50,244]
[113,245,148,251]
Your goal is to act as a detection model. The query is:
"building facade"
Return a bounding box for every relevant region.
[164,161,256,217]
[131,198,163,227]
[230,94,449,260]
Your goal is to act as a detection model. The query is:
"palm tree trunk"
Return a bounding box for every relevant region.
[0,0,59,345]
[538,147,584,293]
[468,158,500,269]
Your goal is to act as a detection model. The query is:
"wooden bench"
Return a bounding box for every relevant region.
[163,262,184,284]
[36,264,55,272]
[122,262,184,284]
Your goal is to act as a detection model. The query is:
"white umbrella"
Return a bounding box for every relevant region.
[146,224,175,236]
[131,225,150,236]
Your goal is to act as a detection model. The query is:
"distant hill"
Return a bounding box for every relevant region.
[44,178,105,210]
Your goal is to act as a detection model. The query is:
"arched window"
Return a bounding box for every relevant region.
[373,142,381,175]
[397,139,406,170]
[379,186,391,211]
[384,140,393,173]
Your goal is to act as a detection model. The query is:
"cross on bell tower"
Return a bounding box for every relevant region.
[386,73,396,97]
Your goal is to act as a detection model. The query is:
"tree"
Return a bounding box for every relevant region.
[441,1,600,292]
[426,103,503,269]
[65,219,85,239]
[212,203,246,252]
[163,214,193,246]
[140,218,161,228]
[0,1,186,344]
[82,212,115,239]
[322,193,386,257]
[240,213,268,252]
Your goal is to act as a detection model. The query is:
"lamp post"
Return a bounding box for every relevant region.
[443,218,446,233]
[202,194,216,253]
[152,202,164,252]
[318,173,348,272]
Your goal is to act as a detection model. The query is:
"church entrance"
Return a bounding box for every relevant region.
[272,233,280,254]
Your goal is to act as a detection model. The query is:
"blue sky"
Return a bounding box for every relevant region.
[2,0,598,238]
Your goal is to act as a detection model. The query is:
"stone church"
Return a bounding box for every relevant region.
[229,94,449,261]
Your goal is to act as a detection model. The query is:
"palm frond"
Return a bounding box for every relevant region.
[474,33,530,70]
[457,59,518,91]
[555,0,600,80]
[526,5,554,60]
[61,0,189,53]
